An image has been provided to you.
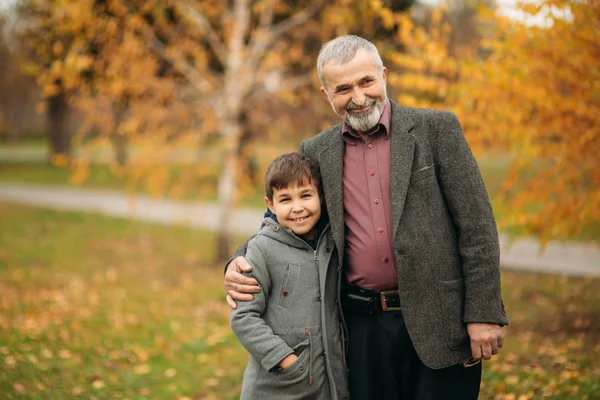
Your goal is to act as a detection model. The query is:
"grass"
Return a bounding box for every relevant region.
[0,203,250,400]
[0,204,599,399]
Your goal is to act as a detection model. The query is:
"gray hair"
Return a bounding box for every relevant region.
[317,35,383,89]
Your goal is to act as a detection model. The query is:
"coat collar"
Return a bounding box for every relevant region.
[317,125,345,264]
[389,103,416,239]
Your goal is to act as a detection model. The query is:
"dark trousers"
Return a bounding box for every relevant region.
[344,307,482,400]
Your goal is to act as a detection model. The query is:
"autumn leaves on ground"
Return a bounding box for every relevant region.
[0,203,599,400]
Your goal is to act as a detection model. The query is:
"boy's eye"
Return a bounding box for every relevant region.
[302,194,312,198]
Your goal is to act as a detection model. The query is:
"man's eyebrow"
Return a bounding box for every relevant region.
[359,75,376,83]
[334,83,350,92]
[334,75,376,92]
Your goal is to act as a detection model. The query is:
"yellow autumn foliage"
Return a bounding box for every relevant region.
[452,0,600,242]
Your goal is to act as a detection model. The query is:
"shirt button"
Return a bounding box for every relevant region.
[378,228,384,233]
[370,170,375,176]
[383,257,389,263]
[368,144,373,149]
[374,199,380,204]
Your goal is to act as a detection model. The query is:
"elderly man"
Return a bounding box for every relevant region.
[225,35,508,400]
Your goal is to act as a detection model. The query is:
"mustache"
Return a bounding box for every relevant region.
[345,97,376,112]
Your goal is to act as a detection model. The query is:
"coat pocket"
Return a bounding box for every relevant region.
[279,264,301,308]
[250,340,313,399]
[278,338,310,378]
[437,279,470,350]
[410,164,435,183]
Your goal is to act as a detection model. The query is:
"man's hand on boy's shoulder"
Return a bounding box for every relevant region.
[225,256,260,309]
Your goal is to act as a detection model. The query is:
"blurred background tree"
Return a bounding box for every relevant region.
[1,0,597,259]
[451,0,599,243]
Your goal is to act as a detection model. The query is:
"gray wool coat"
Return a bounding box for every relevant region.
[230,218,349,400]
[231,101,509,371]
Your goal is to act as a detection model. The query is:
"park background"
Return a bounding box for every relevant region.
[0,0,598,399]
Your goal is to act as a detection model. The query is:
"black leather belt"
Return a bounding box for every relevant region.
[342,286,401,314]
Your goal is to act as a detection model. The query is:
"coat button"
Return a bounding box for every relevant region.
[300,366,304,371]
[326,247,331,252]
[316,296,321,302]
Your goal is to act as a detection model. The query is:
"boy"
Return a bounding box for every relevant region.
[230,153,348,400]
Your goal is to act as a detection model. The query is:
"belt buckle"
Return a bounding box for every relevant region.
[380,290,401,312]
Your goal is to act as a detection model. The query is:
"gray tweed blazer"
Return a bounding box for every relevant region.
[298,101,508,369]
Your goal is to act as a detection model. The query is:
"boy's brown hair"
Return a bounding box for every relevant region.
[264,152,322,201]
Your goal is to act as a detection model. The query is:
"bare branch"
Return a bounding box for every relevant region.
[141,25,215,94]
[247,0,326,72]
[270,0,325,38]
[281,72,314,92]
[177,1,228,67]
[243,71,314,109]
[246,0,275,69]
[257,0,275,31]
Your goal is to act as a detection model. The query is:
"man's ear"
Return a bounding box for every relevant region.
[381,66,388,84]
[265,197,276,214]
[320,87,330,102]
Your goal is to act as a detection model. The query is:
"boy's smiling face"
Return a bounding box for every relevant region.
[266,180,322,240]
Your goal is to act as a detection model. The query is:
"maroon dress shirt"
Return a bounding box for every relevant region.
[342,100,398,292]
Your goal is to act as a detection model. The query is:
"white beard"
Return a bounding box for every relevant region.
[334,92,386,133]
[345,98,385,132]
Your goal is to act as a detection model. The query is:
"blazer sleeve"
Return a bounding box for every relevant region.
[229,240,295,371]
[433,111,508,326]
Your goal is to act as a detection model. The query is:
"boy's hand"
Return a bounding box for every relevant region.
[225,256,260,309]
[279,354,299,370]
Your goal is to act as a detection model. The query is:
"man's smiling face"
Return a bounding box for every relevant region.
[266,180,322,240]
[320,48,388,133]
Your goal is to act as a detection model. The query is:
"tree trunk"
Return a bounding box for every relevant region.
[46,90,70,159]
[111,103,128,166]
[216,119,241,262]
[7,108,22,144]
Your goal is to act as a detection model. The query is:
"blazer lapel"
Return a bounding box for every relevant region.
[390,103,416,239]
[318,126,345,264]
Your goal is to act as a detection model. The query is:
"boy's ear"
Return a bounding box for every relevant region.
[265,197,276,214]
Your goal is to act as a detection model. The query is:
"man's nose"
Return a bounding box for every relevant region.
[351,87,366,105]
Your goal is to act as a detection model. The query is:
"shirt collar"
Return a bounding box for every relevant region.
[342,99,391,145]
